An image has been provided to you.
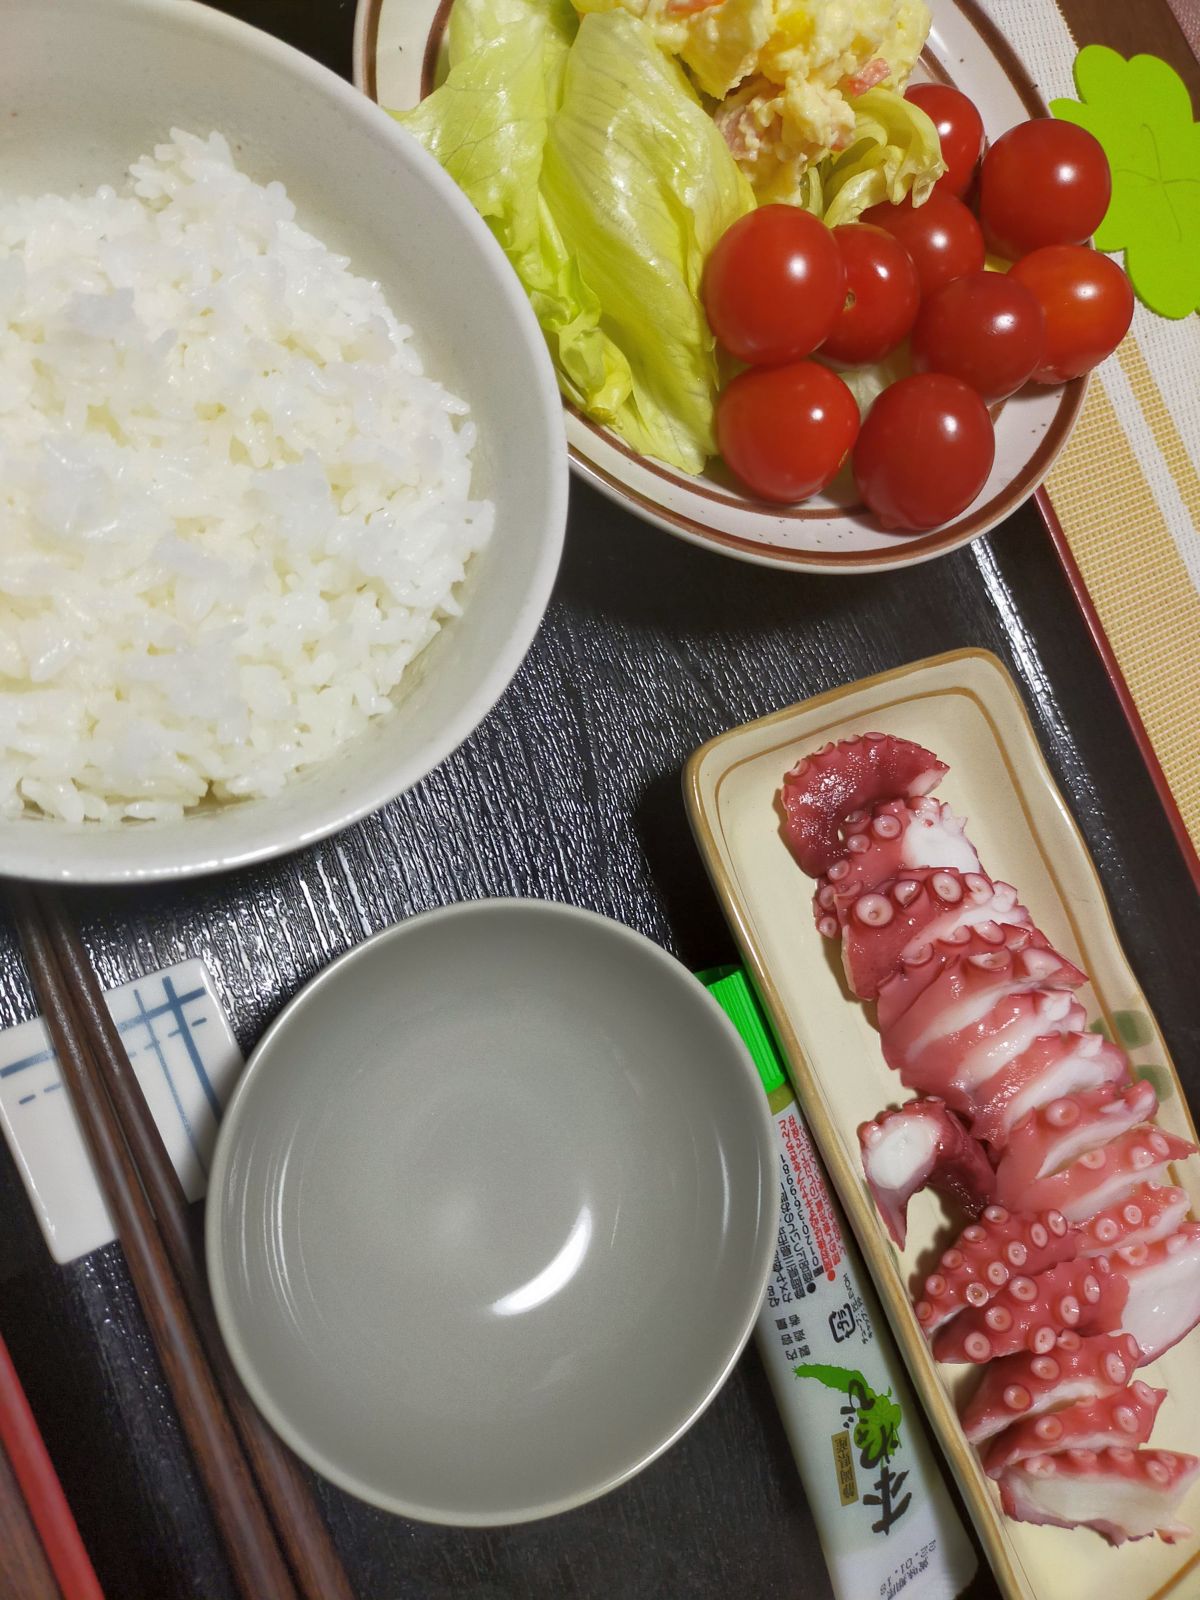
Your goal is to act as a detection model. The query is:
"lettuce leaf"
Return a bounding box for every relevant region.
[394,0,629,418]
[541,13,754,468]
[393,0,754,473]
[819,88,945,227]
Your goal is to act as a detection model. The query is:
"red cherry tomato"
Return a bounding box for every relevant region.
[861,192,985,298]
[703,206,845,366]
[717,361,860,503]
[1009,245,1134,382]
[911,270,1045,399]
[820,224,921,365]
[904,84,985,198]
[978,119,1111,259]
[853,374,995,531]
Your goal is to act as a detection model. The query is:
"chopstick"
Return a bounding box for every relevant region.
[32,890,357,1600]
[0,1435,63,1600]
[0,1333,104,1600]
[8,887,354,1600]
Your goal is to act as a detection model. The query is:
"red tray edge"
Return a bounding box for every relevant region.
[1035,484,1200,896]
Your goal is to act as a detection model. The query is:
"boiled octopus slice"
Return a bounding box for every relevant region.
[901,993,1091,1122]
[1010,1124,1196,1223]
[878,933,1088,1112]
[997,1447,1200,1545]
[960,1330,1141,1446]
[1108,1224,1200,1366]
[970,1028,1130,1150]
[983,1381,1166,1478]
[993,1079,1160,1209]
[1077,1183,1192,1257]
[814,797,981,919]
[780,734,948,876]
[820,868,1035,1001]
[913,1206,1077,1335]
[857,1098,995,1249]
[932,1256,1128,1364]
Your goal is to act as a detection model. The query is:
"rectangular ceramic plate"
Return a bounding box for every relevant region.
[685,648,1200,1600]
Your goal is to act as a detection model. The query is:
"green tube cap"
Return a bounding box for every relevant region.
[698,965,786,1097]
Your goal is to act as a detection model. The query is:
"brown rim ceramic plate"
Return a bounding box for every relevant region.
[684,648,1200,1600]
[353,0,1085,572]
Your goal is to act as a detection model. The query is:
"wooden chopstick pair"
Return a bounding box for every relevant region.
[8,885,357,1600]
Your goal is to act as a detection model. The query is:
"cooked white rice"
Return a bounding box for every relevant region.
[0,128,493,824]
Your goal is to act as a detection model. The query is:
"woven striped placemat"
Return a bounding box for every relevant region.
[981,0,1200,885]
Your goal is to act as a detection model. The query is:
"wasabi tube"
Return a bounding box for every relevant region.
[703,968,978,1600]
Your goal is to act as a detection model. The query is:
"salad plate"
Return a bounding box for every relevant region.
[355,0,1086,572]
[685,649,1200,1599]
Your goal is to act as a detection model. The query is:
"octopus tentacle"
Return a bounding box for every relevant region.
[1078,1184,1192,1257]
[858,1098,995,1249]
[1108,1223,1200,1366]
[1011,1125,1196,1223]
[983,1382,1166,1478]
[971,1029,1130,1150]
[913,1205,1077,1335]
[932,1256,1127,1364]
[994,1080,1160,1209]
[781,734,949,877]
[997,1448,1200,1545]
[823,867,1036,1001]
[960,1331,1141,1445]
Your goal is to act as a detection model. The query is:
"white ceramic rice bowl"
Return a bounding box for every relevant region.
[0,0,568,883]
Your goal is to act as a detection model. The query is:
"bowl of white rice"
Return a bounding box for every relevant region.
[0,0,567,882]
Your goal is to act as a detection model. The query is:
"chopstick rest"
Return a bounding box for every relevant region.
[0,960,241,1264]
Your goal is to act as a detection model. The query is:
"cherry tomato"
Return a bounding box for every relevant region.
[904,84,985,198]
[853,374,994,530]
[717,361,860,503]
[861,192,985,298]
[978,119,1111,258]
[1009,245,1133,382]
[911,270,1045,399]
[703,206,845,366]
[820,224,921,365]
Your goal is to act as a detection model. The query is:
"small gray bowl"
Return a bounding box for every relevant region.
[206,899,778,1525]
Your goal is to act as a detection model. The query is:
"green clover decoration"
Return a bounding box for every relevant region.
[1052,45,1200,320]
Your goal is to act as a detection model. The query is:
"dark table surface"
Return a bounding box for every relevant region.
[2,4,1198,1598]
